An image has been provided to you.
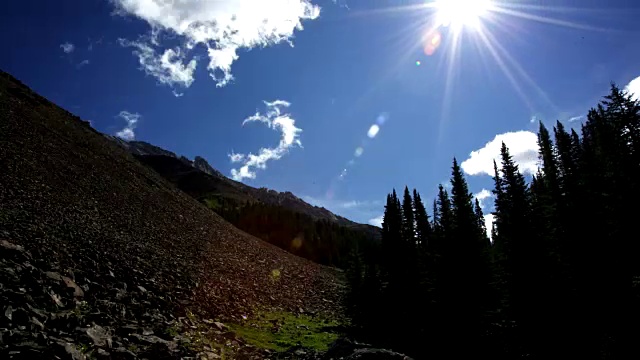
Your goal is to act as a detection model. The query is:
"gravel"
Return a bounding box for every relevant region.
[0,70,345,359]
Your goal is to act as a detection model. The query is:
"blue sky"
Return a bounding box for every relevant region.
[2,0,640,227]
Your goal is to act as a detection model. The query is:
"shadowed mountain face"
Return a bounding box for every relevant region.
[0,70,346,359]
[108,140,382,242]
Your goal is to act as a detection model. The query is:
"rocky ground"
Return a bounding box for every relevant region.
[0,71,354,359]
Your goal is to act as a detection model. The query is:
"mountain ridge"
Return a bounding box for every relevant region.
[106,138,382,241]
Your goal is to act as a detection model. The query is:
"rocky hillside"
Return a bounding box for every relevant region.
[109,141,381,241]
[0,70,352,359]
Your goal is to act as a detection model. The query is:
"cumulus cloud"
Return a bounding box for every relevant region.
[230,100,302,181]
[115,111,141,141]
[118,39,197,90]
[474,189,492,209]
[461,131,539,176]
[625,75,640,101]
[112,0,320,89]
[369,215,384,228]
[484,214,495,240]
[60,42,75,53]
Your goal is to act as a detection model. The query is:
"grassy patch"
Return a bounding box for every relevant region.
[228,311,341,352]
[203,197,221,210]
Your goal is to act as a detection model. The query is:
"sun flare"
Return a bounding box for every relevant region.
[434,0,492,29]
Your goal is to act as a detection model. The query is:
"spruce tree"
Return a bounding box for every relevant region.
[413,189,431,249]
[402,186,415,247]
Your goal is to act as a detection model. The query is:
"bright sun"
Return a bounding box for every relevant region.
[434,0,491,29]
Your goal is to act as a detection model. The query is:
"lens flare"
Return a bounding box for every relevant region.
[291,235,303,249]
[423,29,442,56]
[367,124,380,138]
[376,113,389,125]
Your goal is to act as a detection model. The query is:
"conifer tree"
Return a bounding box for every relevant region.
[402,186,415,246]
[413,189,431,249]
[474,198,488,242]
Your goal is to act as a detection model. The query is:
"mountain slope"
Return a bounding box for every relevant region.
[108,141,381,241]
[0,70,345,358]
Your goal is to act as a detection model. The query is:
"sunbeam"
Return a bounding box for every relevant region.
[332,0,624,176]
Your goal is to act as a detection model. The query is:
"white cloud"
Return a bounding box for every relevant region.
[76,59,90,69]
[484,214,495,240]
[230,100,302,181]
[118,39,197,90]
[625,75,640,101]
[332,0,350,10]
[369,215,384,228]
[229,152,246,163]
[461,131,539,176]
[474,189,492,209]
[341,200,360,209]
[113,0,320,88]
[115,111,141,141]
[302,196,380,210]
[568,115,584,123]
[60,42,75,53]
[302,195,383,224]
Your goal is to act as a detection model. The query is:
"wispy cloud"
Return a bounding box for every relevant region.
[568,115,584,123]
[303,196,381,210]
[87,37,103,51]
[332,0,350,10]
[303,195,382,223]
[230,101,302,181]
[474,189,493,209]
[625,75,640,101]
[461,131,539,176]
[76,59,90,69]
[228,152,246,163]
[60,42,75,54]
[118,39,197,92]
[112,0,320,90]
[115,111,141,141]
[368,215,383,228]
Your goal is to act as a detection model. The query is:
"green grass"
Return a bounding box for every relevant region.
[204,197,221,210]
[228,311,341,352]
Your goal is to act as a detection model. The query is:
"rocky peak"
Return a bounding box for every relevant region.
[124,140,177,158]
[193,156,224,178]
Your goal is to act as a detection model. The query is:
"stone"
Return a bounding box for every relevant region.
[1,239,24,252]
[86,324,112,347]
[62,276,85,297]
[64,342,87,360]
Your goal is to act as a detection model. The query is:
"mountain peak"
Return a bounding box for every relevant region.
[193,156,224,178]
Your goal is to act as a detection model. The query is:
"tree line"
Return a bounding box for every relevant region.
[204,196,370,267]
[345,85,640,359]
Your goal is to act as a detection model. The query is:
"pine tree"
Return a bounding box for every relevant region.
[447,158,493,347]
[401,186,415,247]
[413,189,431,249]
[474,198,488,242]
